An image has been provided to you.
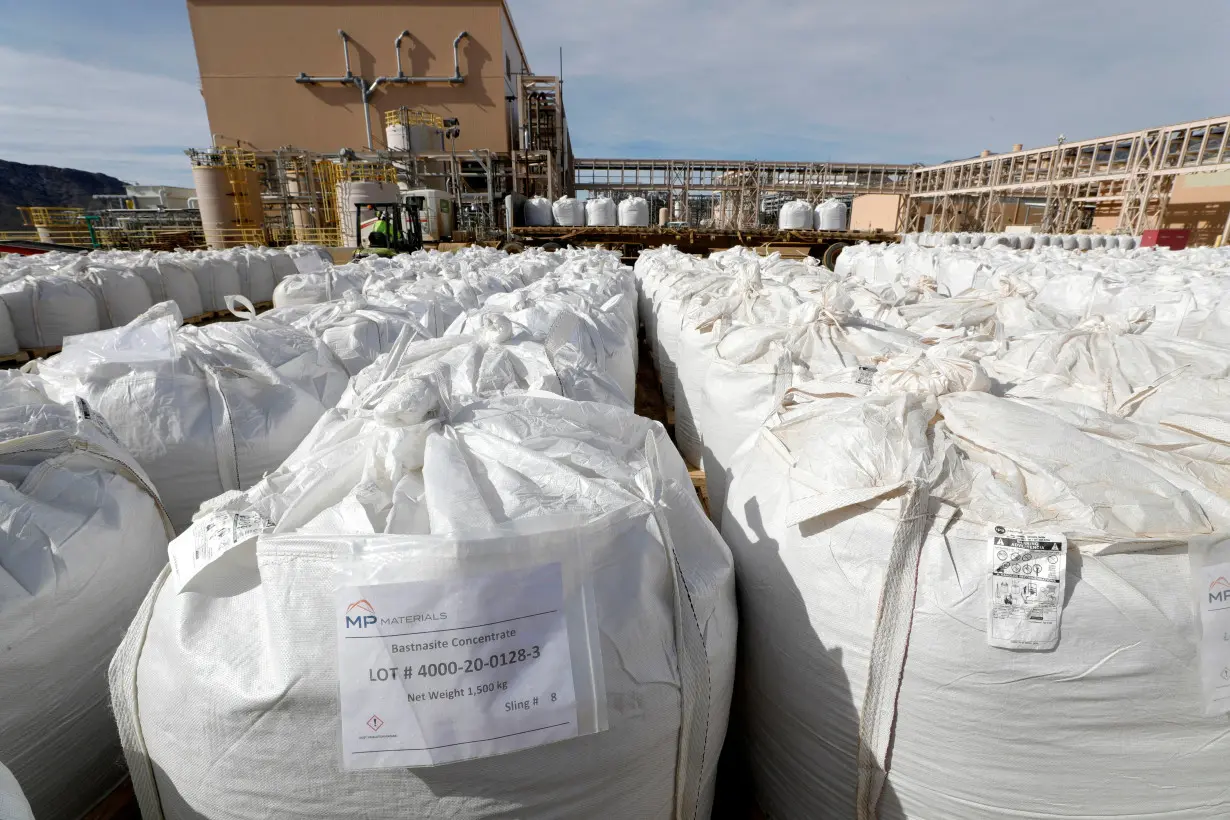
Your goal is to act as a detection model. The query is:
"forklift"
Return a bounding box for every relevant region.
[352,196,425,259]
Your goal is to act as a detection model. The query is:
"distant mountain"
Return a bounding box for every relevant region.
[0,159,126,231]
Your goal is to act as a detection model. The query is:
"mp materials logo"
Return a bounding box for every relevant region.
[345,599,377,629]
[1209,577,1230,604]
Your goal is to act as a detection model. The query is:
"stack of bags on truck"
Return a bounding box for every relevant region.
[5,245,736,820]
[641,239,1230,818]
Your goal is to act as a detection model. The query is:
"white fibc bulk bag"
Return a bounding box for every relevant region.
[175,252,243,313]
[0,299,17,356]
[814,198,848,231]
[262,247,301,283]
[722,388,1230,819]
[551,196,585,227]
[232,248,277,303]
[273,273,329,307]
[988,313,1230,411]
[111,378,735,820]
[524,196,554,227]
[584,196,617,227]
[778,200,814,231]
[78,265,156,328]
[345,313,630,411]
[618,197,650,227]
[33,304,349,531]
[0,372,172,820]
[247,292,432,377]
[139,257,206,319]
[0,762,33,820]
[447,300,636,408]
[699,309,924,522]
[0,273,101,348]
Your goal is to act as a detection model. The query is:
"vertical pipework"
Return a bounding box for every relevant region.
[338,30,354,78]
[452,31,470,81]
[394,30,411,79]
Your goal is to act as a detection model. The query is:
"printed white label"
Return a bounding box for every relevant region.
[73,397,121,445]
[856,365,877,386]
[1193,560,1230,715]
[169,509,271,593]
[987,526,1067,650]
[336,562,578,769]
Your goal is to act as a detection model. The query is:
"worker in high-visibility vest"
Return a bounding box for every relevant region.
[368,212,392,248]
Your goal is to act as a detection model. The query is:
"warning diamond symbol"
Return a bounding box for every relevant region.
[367,715,384,732]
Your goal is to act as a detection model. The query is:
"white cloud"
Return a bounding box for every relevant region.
[0,46,209,185]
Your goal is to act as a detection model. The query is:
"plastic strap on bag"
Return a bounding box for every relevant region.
[225,294,258,321]
[856,480,930,820]
[635,433,713,820]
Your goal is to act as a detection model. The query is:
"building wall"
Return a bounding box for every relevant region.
[849,194,900,231]
[1091,171,1230,243]
[186,0,522,154]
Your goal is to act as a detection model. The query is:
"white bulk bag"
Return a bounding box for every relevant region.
[235,248,277,303]
[524,196,554,227]
[34,304,350,531]
[251,293,432,377]
[0,274,101,348]
[177,253,243,312]
[111,383,735,820]
[144,257,206,319]
[584,197,617,227]
[551,196,585,227]
[723,389,1230,819]
[814,198,848,231]
[273,273,329,308]
[0,299,17,356]
[263,248,301,283]
[78,265,156,328]
[0,762,33,820]
[618,197,650,227]
[778,200,814,231]
[0,373,171,820]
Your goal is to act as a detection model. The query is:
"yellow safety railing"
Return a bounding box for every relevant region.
[187,147,259,169]
[19,206,85,227]
[292,227,344,247]
[384,107,446,129]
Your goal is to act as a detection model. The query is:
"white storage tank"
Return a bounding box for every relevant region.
[336,180,401,246]
[552,196,585,227]
[618,197,650,227]
[814,198,848,231]
[385,122,444,153]
[524,196,554,227]
[402,187,454,242]
[585,197,618,227]
[778,200,814,230]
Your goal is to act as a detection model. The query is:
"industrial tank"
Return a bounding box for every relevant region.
[619,197,650,227]
[336,180,401,247]
[815,198,848,231]
[524,197,553,227]
[585,197,617,227]
[193,165,264,250]
[386,123,445,153]
[778,200,814,230]
[402,187,454,242]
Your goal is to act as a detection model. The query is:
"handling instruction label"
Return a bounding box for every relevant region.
[1194,561,1230,716]
[987,526,1067,650]
[169,509,271,592]
[335,562,577,769]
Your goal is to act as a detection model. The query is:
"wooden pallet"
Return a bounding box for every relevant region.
[688,464,710,518]
[24,345,60,360]
[0,350,29,365]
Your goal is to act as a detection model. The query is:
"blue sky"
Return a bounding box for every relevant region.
[2,0,1228,186]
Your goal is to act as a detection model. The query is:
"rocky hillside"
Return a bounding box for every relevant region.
[0,159,126,231]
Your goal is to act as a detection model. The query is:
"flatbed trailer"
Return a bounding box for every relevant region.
[504,226,897,267]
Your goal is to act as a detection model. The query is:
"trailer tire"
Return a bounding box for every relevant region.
[542,242,562,252]
[500,241,525,254]
[822,241,848,271]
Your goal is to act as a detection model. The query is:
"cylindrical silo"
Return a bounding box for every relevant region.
[336,180,401,246]
[193,165,264,250]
